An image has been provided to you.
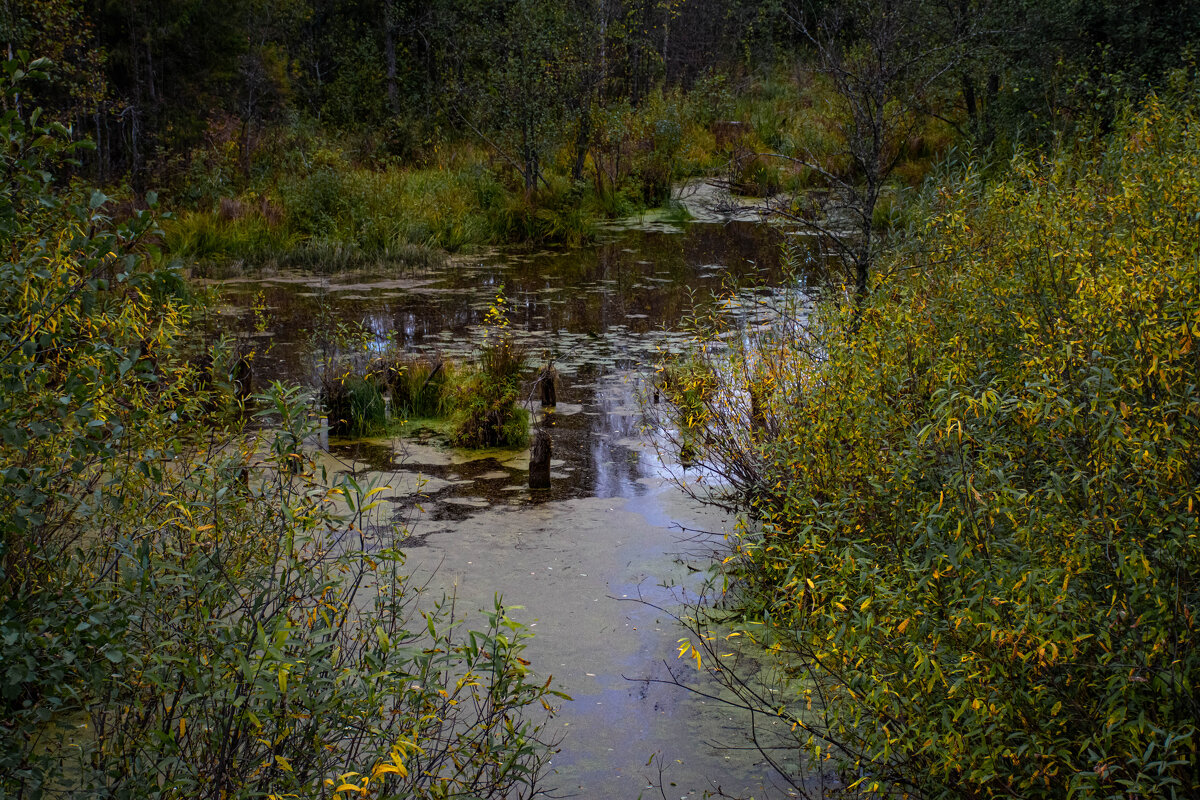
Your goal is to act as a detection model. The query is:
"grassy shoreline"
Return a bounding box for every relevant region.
[162,68,953,271]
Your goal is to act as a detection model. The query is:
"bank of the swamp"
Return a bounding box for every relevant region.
[655,87,1200,798]
[160,70,951,274]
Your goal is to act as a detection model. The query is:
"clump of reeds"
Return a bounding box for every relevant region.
[375,354,455,420]
[449,336,530,449]
[321,372,386,437]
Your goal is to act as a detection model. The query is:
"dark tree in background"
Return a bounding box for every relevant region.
[2,0,1197,190]
[781,0,973,303]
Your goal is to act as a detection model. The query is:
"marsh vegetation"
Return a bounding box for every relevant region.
[5,1,1200,798]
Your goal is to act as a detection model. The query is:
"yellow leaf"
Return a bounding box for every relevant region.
[373,762,406,778]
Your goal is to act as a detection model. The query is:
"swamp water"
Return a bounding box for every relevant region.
[207,220,805,798]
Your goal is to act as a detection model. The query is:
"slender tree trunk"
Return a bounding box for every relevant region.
[598,0,608,95]
[571,108,591,182]
[855,192,873,306]
[127,0,143,180]
[146,37,157,104]
[95,110,104,183]
[7,43,19,118]
[384,0,399,113]
[661,1,671,83]
[130,107,141,190]
[240,117,252,178]
[522,122,538,197]
[983,72,999,144]
[962,73,977,126]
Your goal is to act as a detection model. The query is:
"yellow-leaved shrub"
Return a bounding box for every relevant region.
[673,79,1200,798]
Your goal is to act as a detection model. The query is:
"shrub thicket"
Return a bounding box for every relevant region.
[663,81,1200,798]
[1,68,560,799]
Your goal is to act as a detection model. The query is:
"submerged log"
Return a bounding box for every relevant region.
[529,428,552,489]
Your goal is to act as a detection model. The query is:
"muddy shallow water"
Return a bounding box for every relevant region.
[208,219,808,798]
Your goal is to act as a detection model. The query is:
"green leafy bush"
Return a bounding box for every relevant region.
[450,292,530,449]
[1,69,561,798]
[664,84,1200,798]
[450,370,530,449]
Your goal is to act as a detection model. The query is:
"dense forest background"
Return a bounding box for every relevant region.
[7,0,1199,194]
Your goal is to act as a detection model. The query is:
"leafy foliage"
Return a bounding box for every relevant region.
[661,83,1200,798]
[0,72,560,799]
[450,290,530,449]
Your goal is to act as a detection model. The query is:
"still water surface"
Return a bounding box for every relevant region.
[209,220,805,798]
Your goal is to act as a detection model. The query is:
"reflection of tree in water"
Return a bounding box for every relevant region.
[210,221,796,501]
[215,221,788,384]
[587,368,654,499]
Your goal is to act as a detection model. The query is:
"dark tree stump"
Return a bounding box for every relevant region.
[529,429,552,489]
[538,366,558,407]
[679,438,696,469]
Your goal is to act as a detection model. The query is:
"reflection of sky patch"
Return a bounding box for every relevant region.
[364,313,393,354]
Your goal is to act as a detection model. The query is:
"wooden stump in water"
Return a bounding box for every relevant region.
[679,438,696,469]
[538,365,558,407]
[529,429,552,489]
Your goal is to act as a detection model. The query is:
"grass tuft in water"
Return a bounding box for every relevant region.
[377,355,457,420]
[322,373,387,437]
